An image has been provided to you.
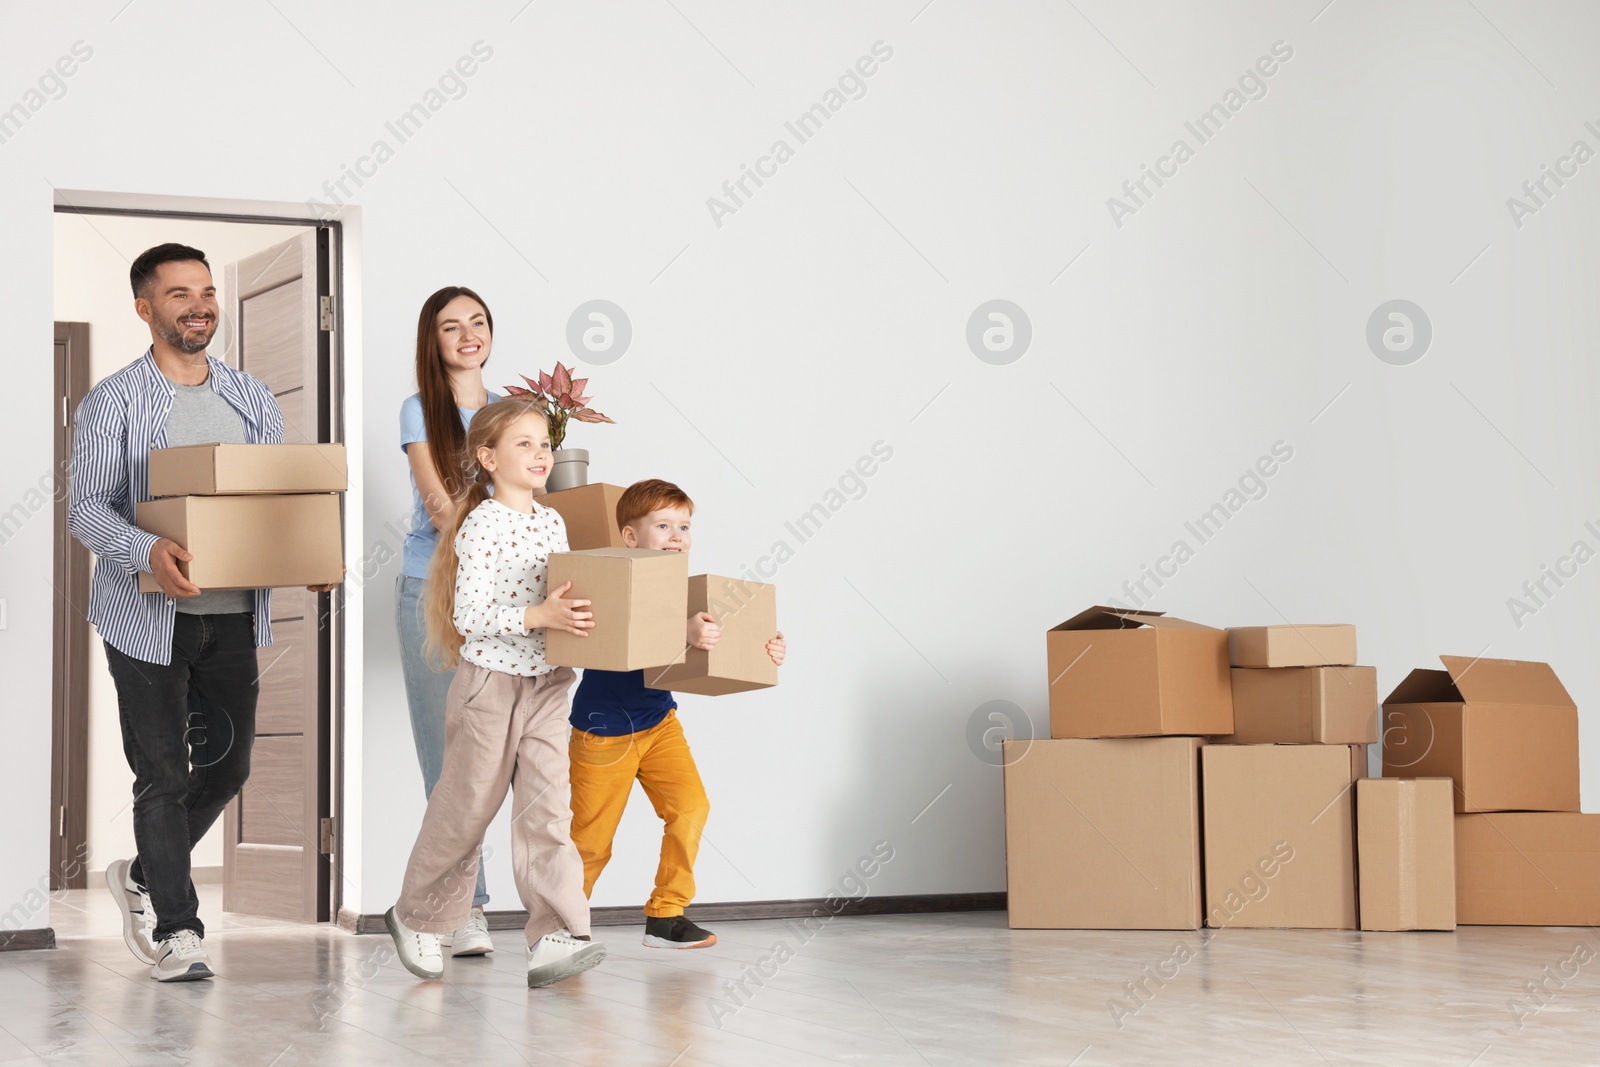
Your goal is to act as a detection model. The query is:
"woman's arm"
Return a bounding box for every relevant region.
[406,441,454,532]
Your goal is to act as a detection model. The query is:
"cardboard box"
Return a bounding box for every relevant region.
[1357,778,1456,931]
[135,495,343,592]
[148,443,347,496]
[1227,624,1357,668]
[1221,665,1378,744]
[1201,744,1361,929]
[1003,737,1202,930]
[643,574,777,696]
[544,548,688,672]
[1046,606,1232,738]
[1455,813,1600,925]
[1382,656,1580,813]
[540,483,626,551]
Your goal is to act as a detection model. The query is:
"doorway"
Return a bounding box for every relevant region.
[51,203,345,926]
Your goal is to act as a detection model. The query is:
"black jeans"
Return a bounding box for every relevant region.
[102,612,259,940]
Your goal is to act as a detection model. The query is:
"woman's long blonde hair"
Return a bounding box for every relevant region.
[423,396,551,669]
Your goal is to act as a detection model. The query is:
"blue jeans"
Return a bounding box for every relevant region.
[102,613,259,941]
[396,574,489,908]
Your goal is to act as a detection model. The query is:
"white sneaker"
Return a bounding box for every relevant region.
[386,907,444,979]
[151,930,214,982]
[443,906,494,957]
[525,928,606,988]
[105,858,157,965]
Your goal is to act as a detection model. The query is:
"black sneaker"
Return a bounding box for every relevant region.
[642,915,716,950]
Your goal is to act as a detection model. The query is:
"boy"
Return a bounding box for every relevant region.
[568,479,785,949]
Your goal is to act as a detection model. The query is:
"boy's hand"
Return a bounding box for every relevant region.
[150,538,201,598]
[528,580,594,637]
[767,631,786,666]
[688,611,720,651]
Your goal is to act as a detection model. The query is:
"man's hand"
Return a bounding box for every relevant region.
[767,631,787,666]
[688,611,720,651]
[307,565,347,593]
[149,538,201,599]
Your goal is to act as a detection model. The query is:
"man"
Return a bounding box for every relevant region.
[68,243,339,981]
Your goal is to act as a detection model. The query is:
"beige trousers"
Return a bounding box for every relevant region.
[394,663,589,945]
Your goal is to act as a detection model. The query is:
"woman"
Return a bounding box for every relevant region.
[395,285,504,956]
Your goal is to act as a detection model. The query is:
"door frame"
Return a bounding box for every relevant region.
[51,322,91,891]
[52,194,349,922]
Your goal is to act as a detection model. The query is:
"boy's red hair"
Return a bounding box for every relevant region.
[617,478,694,529]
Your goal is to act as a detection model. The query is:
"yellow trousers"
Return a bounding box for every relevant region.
[568,710,709,917]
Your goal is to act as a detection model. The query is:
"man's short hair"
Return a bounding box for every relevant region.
[130,243,211,299]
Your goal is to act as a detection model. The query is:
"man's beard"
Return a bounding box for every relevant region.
[155,312,215,355]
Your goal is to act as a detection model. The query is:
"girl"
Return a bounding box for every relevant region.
[396,286,502,955]
[386,397,605,988]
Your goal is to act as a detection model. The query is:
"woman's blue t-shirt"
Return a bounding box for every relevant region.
[399,391,499,579]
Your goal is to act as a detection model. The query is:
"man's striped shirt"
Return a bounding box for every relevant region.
[68,348,284,665]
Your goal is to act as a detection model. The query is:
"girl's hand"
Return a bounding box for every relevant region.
[527,580,594,637]
[688,611,720,651]
[767,631,786,666]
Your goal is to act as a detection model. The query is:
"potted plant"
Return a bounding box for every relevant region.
[503,361,616,492]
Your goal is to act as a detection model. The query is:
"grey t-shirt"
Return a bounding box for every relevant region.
[164,379,255,615]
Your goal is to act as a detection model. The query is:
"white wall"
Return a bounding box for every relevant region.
[52,214,316,877]
[4,2,1599,931]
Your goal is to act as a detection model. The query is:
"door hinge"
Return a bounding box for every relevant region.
[319,817,336,855]
[319,295,335,332]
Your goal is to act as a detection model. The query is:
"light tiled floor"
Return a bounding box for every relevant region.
[6,895,1599,1065]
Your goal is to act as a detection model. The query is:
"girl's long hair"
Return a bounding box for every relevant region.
[423,397,551,669]
[415,286,493,499]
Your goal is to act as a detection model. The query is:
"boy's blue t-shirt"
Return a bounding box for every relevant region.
[570,668,675,736]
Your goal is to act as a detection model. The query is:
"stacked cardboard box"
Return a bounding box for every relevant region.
[1201,742,1363,929]
[1382,657,1594,925]
[1199,624,1368,929]
[137,443,345,592]
[1005,607,1228,930]
[1011,608,1595,933]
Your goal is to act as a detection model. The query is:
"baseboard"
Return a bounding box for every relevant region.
[345,892,1006,936]
[0,928,57,951]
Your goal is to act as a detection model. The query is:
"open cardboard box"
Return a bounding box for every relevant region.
[1382,656,1580,813]
[1047,606,1232,738]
